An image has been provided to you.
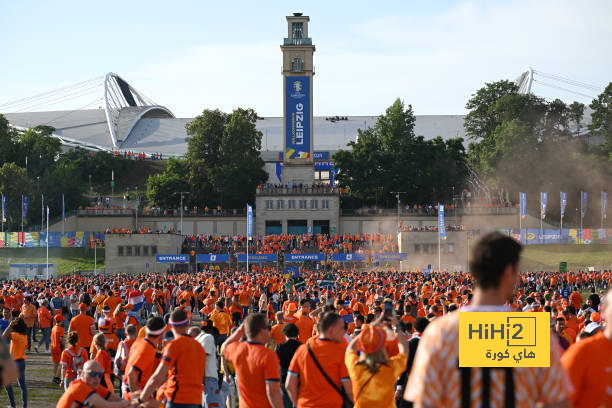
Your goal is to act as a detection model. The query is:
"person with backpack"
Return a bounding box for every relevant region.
[114,323,138,395]
[60,331,89,390]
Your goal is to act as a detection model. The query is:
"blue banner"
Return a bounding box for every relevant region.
[438,204,446,241]
[331,253,366,262]
[314,161,334,170]
[520,192,526,219]
[1,195,5,222]
[603,191,608,220]
[247,204,253,240]
[374,253,408,261]
[581,191,588,216]
[540,192,548,219]
[285,75,311,160]
[275,162,282,183]
[237,253,277,262]
[560,192,567,219]
[313,151,330,160]
[22,195,29,221]
[286,253,324,262]
[196,254,231,263]
[156,254,189,263]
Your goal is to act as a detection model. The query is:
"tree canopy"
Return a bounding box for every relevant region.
[333,98,467,207]
[183,107,267,209]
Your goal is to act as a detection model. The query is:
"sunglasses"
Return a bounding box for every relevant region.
[86,371,105,379]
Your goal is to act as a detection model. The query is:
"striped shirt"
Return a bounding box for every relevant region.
[405,307,571,408]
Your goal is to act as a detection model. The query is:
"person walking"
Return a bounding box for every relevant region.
[275,323,301,408]
[35,300,53,353]
[223,312,284,408]
[286,312,353,408]
[3,318,28,408]
[139,309,206,408]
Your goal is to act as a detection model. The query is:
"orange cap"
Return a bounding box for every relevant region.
[357,324,386,354]
[591,312,600,323]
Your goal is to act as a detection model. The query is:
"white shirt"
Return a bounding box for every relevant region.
[196,332,218,378]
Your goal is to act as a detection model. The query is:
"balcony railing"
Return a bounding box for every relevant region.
[340,207,518,217]
[256,186,340,196]
[283,37,312,46]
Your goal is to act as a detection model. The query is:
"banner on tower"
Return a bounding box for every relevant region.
[285,75,311,160]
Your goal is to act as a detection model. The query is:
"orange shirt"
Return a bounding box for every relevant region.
[102,295,122,315]
[288,338,350,408]
[95,349,113,376]
[561,331,612,408]
[69,313,95,348]
[19,303,37,327]
[37,306,52,329]
[60,345,88,379]
[124,338,158,392]
[51,325,65,352]
[161,334,206,404]
[224,341,281,408]
[9,332,27,360]
[270,323,286,346]
[56,379,111,408]
[294,315,315,344]
[210,310,233,335]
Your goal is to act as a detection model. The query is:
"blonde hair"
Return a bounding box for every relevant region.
[356,348,388,374]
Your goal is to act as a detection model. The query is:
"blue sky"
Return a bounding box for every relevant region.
[1,0,610,117]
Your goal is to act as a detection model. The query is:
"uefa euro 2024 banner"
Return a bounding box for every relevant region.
[285,76,311,160]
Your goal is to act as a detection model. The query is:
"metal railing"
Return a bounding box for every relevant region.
[341,207,518,217]
[257,186,340,196]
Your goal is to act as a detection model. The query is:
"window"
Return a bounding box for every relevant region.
[277,200,284,209]
[126,246,133,256]
[291,58,303,72]
[151,245,158,255]
[266,200,273,210]
[311,199,318,209]
[292,22,303,39]
[299,200,307,209]
[288,200,296,209]
[322,200,329,209]
[414,244,421,254]
[118,246,124,257]
[134,246,141,257]
[447,243,455,253]
[143,246,149,257]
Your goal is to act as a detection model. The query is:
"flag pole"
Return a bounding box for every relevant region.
[438,203,441,273]
[46,206,49,280]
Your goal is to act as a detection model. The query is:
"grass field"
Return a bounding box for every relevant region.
[521,244,612,271]
[0,247,105,276]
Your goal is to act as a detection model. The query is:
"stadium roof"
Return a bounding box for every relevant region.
[3,109,467,158]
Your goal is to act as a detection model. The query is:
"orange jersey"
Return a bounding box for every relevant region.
[161,334,206,405]
[69,313,95,348]
[124,338,158,392]
[60,346,88,379]
[224,341,281,408]
[56,379,111,408]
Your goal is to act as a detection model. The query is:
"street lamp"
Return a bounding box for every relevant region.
[174,192,190,234]
[390,191,407,232]
[89,174,92,193]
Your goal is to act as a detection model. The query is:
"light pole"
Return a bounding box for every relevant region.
[134,186,139,231]
[174,192,190,234]
[390,192,407,232]
[89,174,92,193]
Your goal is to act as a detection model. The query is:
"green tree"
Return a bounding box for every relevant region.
[146,157,190,208]
[333,98,467,207]
[569,101,585,136]
[185,109,228,205]
[0,163,32,229]
[589,82,612,156]
[464,80,518,141]
[14,125,61,178]
[0,115,18,166]
[185,108,267,208]
[209,108,268,208]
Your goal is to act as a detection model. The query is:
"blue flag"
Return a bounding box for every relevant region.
[438,204,446,241]
[540,192,548,220]
[581,191,588,217]
[602,191,608,220]
[1,195,5,222]
[247,204,253,240]
[560,192,567,219]
[22,195,30,221]
[520,192,526,219]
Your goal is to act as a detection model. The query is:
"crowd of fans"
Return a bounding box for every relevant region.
[0,232,608,407]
